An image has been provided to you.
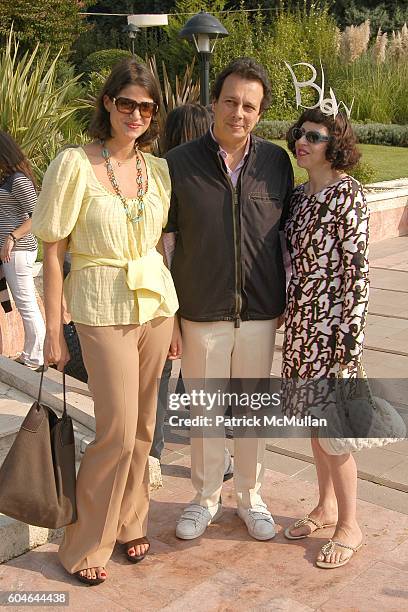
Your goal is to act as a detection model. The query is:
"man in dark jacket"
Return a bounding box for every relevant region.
[164,58,293,541]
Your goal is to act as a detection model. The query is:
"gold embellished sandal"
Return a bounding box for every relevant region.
[284,515,336,540]
[316,539,363,569]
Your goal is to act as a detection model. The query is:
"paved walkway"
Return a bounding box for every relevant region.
[1,446,408,611]
[266,235,408,508]
[0,236,407,610]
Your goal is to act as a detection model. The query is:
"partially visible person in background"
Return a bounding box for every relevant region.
[150,104,233,482]
[0,131,45,371]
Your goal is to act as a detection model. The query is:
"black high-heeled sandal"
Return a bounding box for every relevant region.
[125,536,150,563]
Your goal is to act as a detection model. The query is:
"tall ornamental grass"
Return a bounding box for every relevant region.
[0,30,87,181]
[331,21,408,124]
[334,52,408,124]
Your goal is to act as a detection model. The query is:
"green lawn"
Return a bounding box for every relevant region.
[273,140,408,184]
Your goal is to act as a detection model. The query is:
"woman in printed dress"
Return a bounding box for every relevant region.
[282,109,369,569]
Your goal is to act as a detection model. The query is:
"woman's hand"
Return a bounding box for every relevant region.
[43,329,70,371]
[168,317,182,360]
[276,313,285,329]
[0,236,14,263]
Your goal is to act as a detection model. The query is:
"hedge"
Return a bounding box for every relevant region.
[255,121,408,147]
[81,49,143,75]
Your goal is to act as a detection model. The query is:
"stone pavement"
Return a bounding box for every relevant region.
[0,236,407,610]
[0,445,408,611]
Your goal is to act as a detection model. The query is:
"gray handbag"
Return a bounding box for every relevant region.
[318,362,406,454]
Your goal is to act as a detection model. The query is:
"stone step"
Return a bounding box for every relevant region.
[0,514,63,564]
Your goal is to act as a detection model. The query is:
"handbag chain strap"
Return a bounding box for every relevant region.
[337,361,376,411]
[37,368,68,418]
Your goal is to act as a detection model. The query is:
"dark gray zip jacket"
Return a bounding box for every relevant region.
[164,130,294,324]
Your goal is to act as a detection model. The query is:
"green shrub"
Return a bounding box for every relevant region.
[81,49,142,74]
[255,121,408,147]
[350,161,376,184]
[352,123,408,147]
[87,69,111,99]
[254,121,292,141]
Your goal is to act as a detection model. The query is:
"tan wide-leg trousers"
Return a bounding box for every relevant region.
[58,317,173,574]
[180,318,277,510]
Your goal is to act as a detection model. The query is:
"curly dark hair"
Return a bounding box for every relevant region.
[286,108,361,170]
[89,58,160,148]
[211,57,272,113]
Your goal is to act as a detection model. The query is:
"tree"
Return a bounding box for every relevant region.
[72,1,175,68]
[329,1,408,32]
[0,0,92,59]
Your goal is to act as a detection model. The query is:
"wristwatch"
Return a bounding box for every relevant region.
[8,233,17,244]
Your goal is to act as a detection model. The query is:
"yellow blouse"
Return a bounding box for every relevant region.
[32,147,178,326]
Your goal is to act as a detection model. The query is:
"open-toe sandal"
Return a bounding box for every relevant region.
[284,515,336,540]
[316,539,363,569]
[74,569,106,586]
[125,536,150,563]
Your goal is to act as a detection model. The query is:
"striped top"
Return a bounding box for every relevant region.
[0,172,38,251]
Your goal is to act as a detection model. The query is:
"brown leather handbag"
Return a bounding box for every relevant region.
[0,369,77,528]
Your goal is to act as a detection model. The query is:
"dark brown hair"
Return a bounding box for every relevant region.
[286,108,361,170]
[89,58,161,148]
[0,131,37,188]
[162,104,212,153]
[211,57,272,113]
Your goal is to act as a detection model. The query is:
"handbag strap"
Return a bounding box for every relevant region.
[37,368,68,418]
[337,360,376,411]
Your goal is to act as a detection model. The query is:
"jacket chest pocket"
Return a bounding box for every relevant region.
[248,193,281,238]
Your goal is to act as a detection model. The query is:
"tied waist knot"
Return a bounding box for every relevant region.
[70,250,177,324]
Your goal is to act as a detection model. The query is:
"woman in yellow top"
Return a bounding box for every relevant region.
[32,58,178,586]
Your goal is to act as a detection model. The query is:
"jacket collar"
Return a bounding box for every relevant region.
[202,128,259,155]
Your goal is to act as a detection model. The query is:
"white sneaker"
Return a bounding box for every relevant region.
[237,504,276,540]
[176,503,223,540]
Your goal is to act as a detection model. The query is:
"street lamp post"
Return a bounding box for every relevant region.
[179,11,229,106]
[122,23,140,56]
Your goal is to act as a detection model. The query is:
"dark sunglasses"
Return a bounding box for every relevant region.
[112,97,158,118]
[292,127,329,144]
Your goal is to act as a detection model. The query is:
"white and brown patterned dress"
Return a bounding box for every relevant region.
[281,176,369,417]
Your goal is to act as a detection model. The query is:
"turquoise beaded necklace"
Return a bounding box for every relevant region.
[101,140,148,224]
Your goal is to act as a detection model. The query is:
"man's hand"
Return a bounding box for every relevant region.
[168,317,182,360]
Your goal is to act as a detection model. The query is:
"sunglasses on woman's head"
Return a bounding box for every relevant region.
[292,127,329,144]
[112,97,158,118]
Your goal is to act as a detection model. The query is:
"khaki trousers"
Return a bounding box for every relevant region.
[180,318,277,510]
[58,317,173,574]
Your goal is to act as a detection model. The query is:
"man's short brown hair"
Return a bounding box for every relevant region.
[211,57,272,113]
